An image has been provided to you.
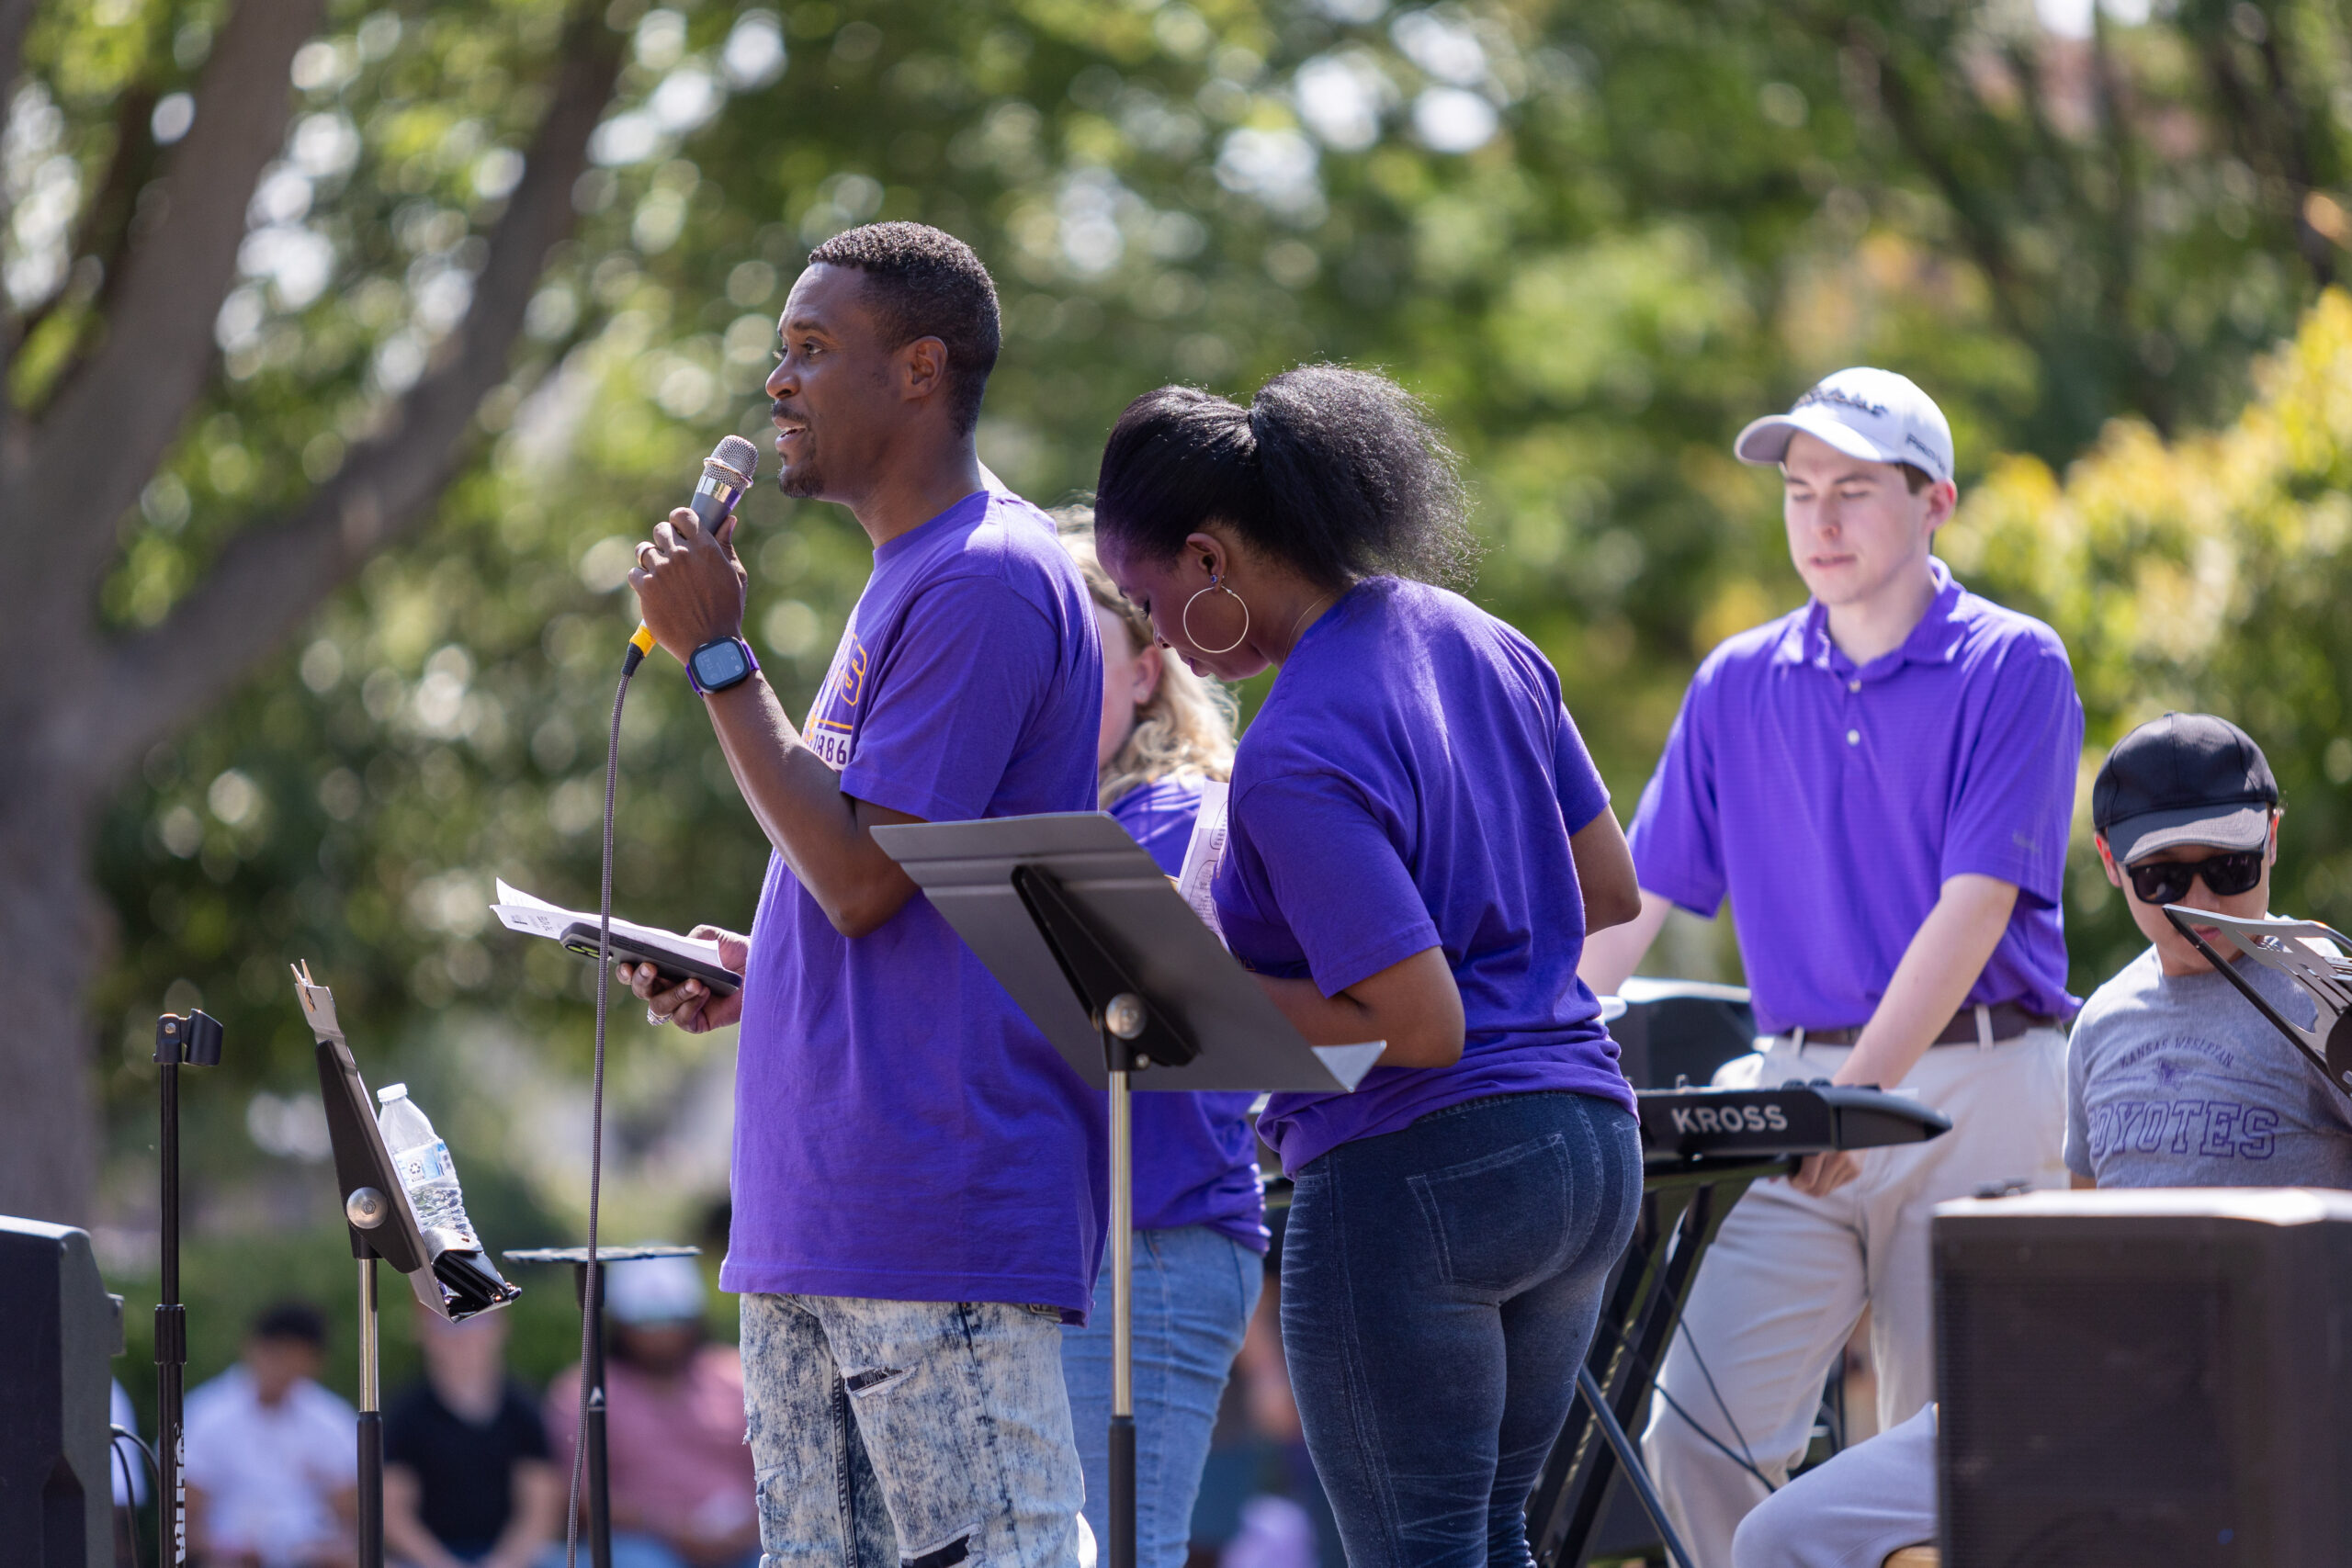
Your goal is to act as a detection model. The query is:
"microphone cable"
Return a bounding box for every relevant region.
[110,1425,159,1566]
[1662,1312,1777,1493]
[564,649,636,1568]
[560,434,753,1565]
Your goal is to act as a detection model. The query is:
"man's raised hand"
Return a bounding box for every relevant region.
[621,925,750,1034]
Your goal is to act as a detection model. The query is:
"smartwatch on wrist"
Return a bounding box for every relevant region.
[685,635,759,696]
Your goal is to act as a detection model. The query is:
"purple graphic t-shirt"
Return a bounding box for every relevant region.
[1214,578,1636,1176]
[721,490,1108,1319]
[1110,775,1268,1252]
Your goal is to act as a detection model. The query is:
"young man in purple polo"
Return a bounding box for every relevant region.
[623,223,1105,1568]
[1580,367,2084,1565]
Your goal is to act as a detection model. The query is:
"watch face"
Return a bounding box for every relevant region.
[694,638,751,689]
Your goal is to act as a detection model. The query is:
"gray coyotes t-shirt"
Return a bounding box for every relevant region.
[2066,944,2352,1189]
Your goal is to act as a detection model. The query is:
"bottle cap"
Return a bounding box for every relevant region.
[376,1082,407,1104]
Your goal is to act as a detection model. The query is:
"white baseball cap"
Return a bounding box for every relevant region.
[605,1255,707,1325]
[1734,367,1954,486]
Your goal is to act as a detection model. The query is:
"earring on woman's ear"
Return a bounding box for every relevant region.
[1182,571,1250,655]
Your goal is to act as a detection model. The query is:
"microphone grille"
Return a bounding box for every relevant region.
[711,434,761,483]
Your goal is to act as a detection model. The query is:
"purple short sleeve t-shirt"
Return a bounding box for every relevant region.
[1625,558,2082,1037]
[1109,775,1268,1252]
[1212,578,1636,1177]
[722,490,1109,1319]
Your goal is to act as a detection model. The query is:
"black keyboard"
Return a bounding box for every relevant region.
[1637,1082,1951,1161]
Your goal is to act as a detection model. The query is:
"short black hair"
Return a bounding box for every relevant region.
[807,222,1001,434]
[252,1300,326,1348]
[1094,365,1478,589]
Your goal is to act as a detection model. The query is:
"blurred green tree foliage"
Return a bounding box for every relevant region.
[1945,286,2352,992]
[0,0,2345,1233]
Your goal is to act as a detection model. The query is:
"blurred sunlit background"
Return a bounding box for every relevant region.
[10,0,2352,1551]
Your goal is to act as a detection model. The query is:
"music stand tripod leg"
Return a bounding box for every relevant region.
[1108,1053,1136,1568]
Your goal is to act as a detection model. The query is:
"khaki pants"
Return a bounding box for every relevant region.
[1637,1029,2068,1568]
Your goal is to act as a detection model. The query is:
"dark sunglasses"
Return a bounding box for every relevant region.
[2125,850,2264,906]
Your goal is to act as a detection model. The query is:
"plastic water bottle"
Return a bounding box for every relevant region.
[376,1083,483,1251]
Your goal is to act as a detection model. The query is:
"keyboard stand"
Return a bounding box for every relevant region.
[1529,1151,1797,1568]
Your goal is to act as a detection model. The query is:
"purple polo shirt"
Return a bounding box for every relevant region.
[722,490,1109,1320]
[1625,558,2082,1037]
[1214,578,1636,1176]
[1109,775,1268,1252]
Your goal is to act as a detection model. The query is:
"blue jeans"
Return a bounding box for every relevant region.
[741,1294,1091,1568]
[1059,1225,1263,1568]
[1280,1091,1642,1568]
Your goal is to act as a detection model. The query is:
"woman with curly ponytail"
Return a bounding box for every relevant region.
[1093,365,1645,1568]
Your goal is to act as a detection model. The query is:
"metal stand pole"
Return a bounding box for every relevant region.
[358,1255,383,1568]
[1572,1366,1692,1568]
[153,1010,218,1568]
[1107,1060,1136,1568]
[155,1050,186,1567]
[582,1262,614,1568]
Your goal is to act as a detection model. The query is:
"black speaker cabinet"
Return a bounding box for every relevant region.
[1933,1188,2352,1567]
[0,1217,123,1568]
[1604,976,1755,1091]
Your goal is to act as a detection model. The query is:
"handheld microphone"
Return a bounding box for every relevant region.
[624,433,763,673]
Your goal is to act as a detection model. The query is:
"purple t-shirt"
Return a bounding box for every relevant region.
[1109,776,1269,1252]
[1625,558,2082,1037]
[1213,578,1635,1177]
[722,490,1108,1319]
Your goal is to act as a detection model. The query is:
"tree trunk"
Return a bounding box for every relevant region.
[0,773,104,1222]
[0,0,622,1224]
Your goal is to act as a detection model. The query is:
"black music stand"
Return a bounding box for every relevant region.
[874,812,1380,1568]
[504,1244,702,1568]
[295,964,517,1568]
[2164,908,2352,1098]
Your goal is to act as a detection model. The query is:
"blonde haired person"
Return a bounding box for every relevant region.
[1069,525,1237,802]
[1058,520,1269,1568]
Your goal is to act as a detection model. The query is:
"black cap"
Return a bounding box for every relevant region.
[2093,713,2278,866]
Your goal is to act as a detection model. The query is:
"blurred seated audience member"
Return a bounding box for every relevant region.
[384,1304,561,1568]
[185,1301,357,1568]
[547,1258,757,1568]
[1735,714,2339,1568]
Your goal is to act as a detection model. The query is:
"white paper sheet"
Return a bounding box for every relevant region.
[1173,780,1230,947]
[490,878,728,968]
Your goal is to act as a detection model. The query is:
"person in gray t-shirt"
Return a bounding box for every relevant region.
[1735,711,2352,1568]
[2065,945,2351,1188]
[2064,711,2352,1190]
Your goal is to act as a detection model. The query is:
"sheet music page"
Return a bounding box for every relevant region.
[490,877,727,966]
[1174,780,1230,947]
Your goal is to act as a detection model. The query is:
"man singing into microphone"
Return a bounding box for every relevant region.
[1580,367,2083,1564]
[621,222,1105,1568]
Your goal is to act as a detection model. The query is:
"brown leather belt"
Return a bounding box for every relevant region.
[1782,1001,2058,1049]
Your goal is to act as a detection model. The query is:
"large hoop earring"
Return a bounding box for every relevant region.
[1182,575,1250,655]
